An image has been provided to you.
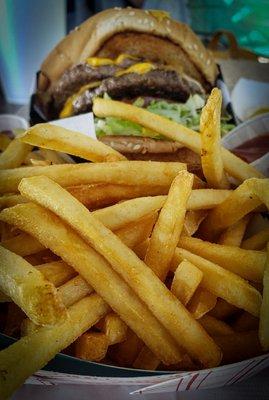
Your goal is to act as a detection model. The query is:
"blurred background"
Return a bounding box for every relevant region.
[0,0,269,110]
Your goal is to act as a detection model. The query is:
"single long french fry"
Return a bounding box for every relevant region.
[0,194,27,209]
[1,232,45,256]
[57,275,93,307]
[0,246,66,325]
[0,161,186,194]
[20,123,126,162]
[93,98,263,182]
[145,171,193,280]
[218,216,250,247]
[171,260,203,306]
[17,176,221,368]
[178,236,266,282]
[173,248,262,317]
[0,203,183,365]
[0,134,11,151]
[200,179,269,240]
[36,260,77,287]
[241,228,269,250]
[259,244,269,351]
[188,288,217,319]
[200,88,229,189]
[0,294,110,399]
[0,139,32,170]
[199,315,234,336]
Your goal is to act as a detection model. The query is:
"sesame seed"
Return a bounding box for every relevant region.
[114,7,121,10]
[193,44,198,50]
[145,10,149,14]
[143,18,148,24]
[129,11,135,16]
[133,144,141,151]
[166,27,171,33]
[200,53,204,59]
[166,19,171,25]
[206,59,211,65]
[150,21,154,27]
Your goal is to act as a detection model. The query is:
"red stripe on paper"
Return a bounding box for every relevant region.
[186,373,199,390]
[225,360,256,385]
[176,377,184,391]
[196,371,212,389]
[231,358,267,385]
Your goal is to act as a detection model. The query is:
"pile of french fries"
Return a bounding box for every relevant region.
[0,88,268,399]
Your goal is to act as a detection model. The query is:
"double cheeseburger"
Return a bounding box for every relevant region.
[33,8,219,167]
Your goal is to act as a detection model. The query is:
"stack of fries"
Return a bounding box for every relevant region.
[0,88,268,399]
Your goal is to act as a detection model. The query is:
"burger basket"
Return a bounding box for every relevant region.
[0,113,268,394]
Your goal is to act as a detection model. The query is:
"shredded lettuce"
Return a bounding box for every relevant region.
[95,95,235,138]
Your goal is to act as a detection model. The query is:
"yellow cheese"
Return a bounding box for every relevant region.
[86,54,138,67]
[59,81,100,118]
[116,63,154,77]
[149,10,170,21]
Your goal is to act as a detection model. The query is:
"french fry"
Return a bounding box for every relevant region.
[75,331,109,361]
[3,303,25,337]
[215,331,262,364]
[0,134,11,151]
[1,232,45,256]
[0,203,183,365]
[0,294,110,400]
[145,171,193,280]
[0,246,67,326]
[232,312,259,332]
[36,260,77,287]
[103,313,128,345]
[109,330,143,367]
[93,98,263,182]
[0,161,186,194]
[171,260,203,306]
[200,88,229,189]
[218,216,250,247]
[259,244,269,351]
[178,236,266,282]
[183,210,208,236]
[0,139,32,170]
[188,288,217,319]
[172,248,262,317]
[0,290,10,303]
[0,194,27,210]
[241,228,269,250]
[200,178,269,240]
[209,299,239,320]
[17,176,221,367]
[20,123,126,162]
[57,275,93,307]
[133,346,160,370]
[199,315,234,337]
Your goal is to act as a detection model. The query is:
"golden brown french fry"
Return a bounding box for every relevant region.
[0,203,183,365]
[1,232,45,256]
[188,288,217,319]
[0,290,10,302]
[103,313,128,345]
[199,315,234,336]
[178,236,266,282]
[93,98,263,182]
[200,88,229,189]
[200,178,269,240]
[172,248,262,317]
[218,216,250,247]
[171,260,203,306]
[241,228,269,250]
[232,312,259,332]
[0,194,27,209]
[215,331,262,364]
[75,331,109,361]
[145,171,193,280]
[38,149,68,165]
[0,134,11,151]
[0,139,32,170]
[0,161,186,194]
[109,330,143,367]
[209,299,238,320]
[0,294,110,400]
[20,123,126,162]
[57,275,93,307]
[0,246,66,326]
[133,346,160,370]
[36,260,77,287]
[259,244,269,351]
[183,210,208,236]
[17,176,221,367]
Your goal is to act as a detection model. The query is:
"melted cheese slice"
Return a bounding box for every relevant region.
[86,54,138,67]
[116,63,154,77]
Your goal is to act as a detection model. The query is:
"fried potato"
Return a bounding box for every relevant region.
[183,210,208,236]
[0,139,32,170]
[178,236,266,282]
[57,275,93,307]
[109,330,143,367]
[0,246,67,326]
[17,176,221,368]
[241,228,269,250]
[188,288,217,319]
[173,248,262,317]
[145,171,193,280]
[200,88,229,189]
[102,313,128,345]
[0,134,11,151]
[0,194,27,210]
[171,260,203,306]
[20,123,126,162]
[36,260,77,287]
[0,161,186,194]
[1,232,45,256]
[218,216,250,247]
[0,294,110,400]
[0,203,183,365]
[259,244,269,351]
[75,331,109,361]
[93,98,263,182]
[209,299,239,320]
[232,312,259,332]
[133,346,160,370]
[199,315,234,337]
